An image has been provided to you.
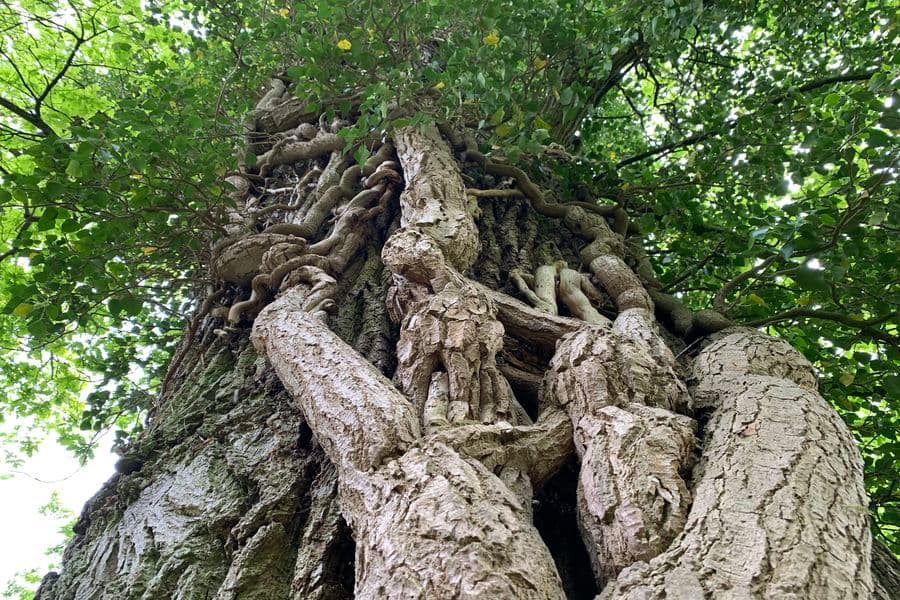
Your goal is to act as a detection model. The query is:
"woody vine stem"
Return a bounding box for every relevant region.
[183,80,873,598]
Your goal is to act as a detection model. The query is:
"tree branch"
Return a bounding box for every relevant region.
[0,96,54,137]
[0,208,35,263]
[714,255,780,314]
[33,36,86,124]
[662,239,725,292]
[745,309,898,347]
[616,70,878,169]
[556,39,647,144]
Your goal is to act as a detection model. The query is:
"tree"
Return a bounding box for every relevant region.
[0,0,897,598]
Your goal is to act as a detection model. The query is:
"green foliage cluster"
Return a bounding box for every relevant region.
[0,0,266,460]
[0,0,897,550]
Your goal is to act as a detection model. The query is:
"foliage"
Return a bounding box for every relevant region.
[2,569,44,600]
[0,0,269,459]
[0,0,897,552]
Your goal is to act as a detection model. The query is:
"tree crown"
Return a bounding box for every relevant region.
[0,0,896,549]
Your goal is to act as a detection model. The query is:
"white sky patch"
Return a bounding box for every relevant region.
[0,431,117,587]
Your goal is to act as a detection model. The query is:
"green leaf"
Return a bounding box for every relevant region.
[824,92,841,106]
[884,375,900,397]
[354,145,370,166]
[794,267,829,292]
[61,219,82,233]
[65,159,83,178]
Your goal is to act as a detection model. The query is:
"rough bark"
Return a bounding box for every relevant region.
[543,319,696,582]
[598,328,873,599]
[873,539,900,600]
[37,342,354,600]
[250,125,573,598]
[37,95,889,600]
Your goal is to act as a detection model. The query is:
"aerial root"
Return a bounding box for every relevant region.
[257,129,346,176]
[544,324,694,581]
[594,329,871,598]
[287,164,362,239]
[578,403,695,578]
[556,262,610,325]
[362,142,396,176]
[227,273,270,324]
[510,267,557,315]
[269,254,329,291]
[362,160,401,188]
[437,123,733,336]
[216,139,401,325]
[424,371,451,433]
[511,262,610,325]
[465,188,524,198]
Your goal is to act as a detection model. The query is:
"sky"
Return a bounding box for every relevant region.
[0,432,117,593]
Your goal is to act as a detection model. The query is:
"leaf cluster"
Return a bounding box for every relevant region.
[0,0,897,551]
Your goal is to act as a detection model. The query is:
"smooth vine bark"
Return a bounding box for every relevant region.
[36,83,899,600]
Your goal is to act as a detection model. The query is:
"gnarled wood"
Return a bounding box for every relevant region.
[252,286,569,599]
[41,105,884,600]
[394,124,480,272]
[599,328,873,599]
[544,318,695,581]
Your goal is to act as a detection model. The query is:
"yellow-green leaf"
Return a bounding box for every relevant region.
[65,159,82,178]
[533,116,552,130]
[483,30,500,46]
[748,293,766,306]
[13,303,34,318]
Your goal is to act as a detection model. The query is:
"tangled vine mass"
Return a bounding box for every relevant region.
[155,79,873,599]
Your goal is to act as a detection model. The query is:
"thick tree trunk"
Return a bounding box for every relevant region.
[37,341,355,600]
[36,89,900,599]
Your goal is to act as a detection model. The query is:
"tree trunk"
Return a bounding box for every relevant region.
[36,88,900,599]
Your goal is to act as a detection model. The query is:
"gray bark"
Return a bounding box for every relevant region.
[37,343,354,600]
[599,329,872,598]
[36,102,894,600]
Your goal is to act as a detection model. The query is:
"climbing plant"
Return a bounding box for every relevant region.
[0,0,897,553]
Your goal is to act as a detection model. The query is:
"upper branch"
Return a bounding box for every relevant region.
[556,39,648,143]
[615,70,878,169]
[0,96,55,137]
[744,308,899,348]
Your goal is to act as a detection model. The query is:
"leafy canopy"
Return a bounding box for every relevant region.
[0,0,897,548]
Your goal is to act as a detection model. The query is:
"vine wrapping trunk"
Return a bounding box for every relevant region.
[36,84,881,600]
